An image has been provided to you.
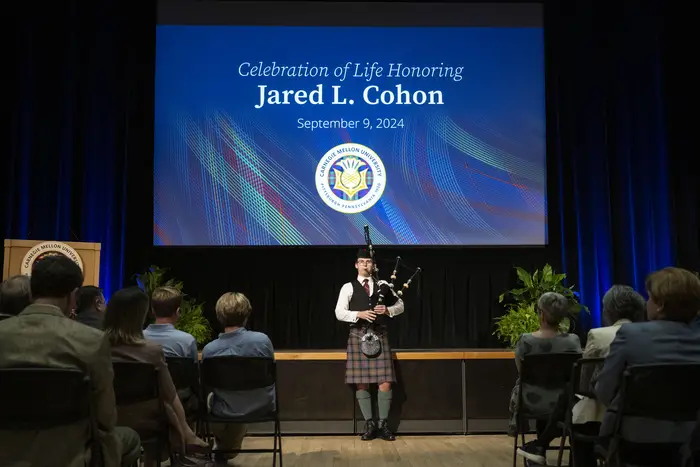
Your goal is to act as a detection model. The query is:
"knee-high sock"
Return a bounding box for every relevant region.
[378,389,392,421]
[356,389,373,421]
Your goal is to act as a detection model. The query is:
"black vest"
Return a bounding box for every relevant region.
[349,279,388,331]
[349,279,379,311]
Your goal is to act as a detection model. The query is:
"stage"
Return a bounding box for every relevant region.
[236,435,516,466]
[225,349,517,435]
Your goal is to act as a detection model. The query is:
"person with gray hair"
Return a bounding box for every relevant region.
[517,285,645,466]
[0,275,32,319]
[601,284,646,326]
[508,292,582,440]
[537,291,573,327]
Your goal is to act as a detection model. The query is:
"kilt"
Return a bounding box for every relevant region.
[345,329,396,384]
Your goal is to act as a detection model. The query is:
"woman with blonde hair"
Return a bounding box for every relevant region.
[104,287,208,465]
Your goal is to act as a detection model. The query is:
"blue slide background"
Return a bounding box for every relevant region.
[154,26,546,246]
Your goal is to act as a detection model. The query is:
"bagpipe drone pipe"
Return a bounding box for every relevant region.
[363,225,422,321]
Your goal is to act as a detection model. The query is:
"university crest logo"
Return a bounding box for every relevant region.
[20,241,84,275]
[315,143,386,214]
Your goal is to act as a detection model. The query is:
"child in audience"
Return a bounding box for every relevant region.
[202,292,275,466]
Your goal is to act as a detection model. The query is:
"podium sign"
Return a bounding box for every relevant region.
[3,239,101,286]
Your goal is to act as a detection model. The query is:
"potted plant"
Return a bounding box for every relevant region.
[494,264,587,348]
[134,265,213,347]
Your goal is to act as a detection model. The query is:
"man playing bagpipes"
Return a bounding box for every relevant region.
[334,248,404,441]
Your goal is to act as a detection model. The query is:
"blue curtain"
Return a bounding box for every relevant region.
[548,0,676,329]
[5,1,150,299]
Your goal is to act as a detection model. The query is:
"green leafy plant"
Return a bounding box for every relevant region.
[494,264,588,347]
[135,265,212,347]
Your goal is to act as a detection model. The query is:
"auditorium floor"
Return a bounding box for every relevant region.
[234,435,520,466]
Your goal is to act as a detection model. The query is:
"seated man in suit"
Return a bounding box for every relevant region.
[202,292,275,466]
[0,256,141,467]
[74,285,107,330]
[595,267,700,464]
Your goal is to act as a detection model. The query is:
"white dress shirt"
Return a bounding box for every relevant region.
[335,275,405,323]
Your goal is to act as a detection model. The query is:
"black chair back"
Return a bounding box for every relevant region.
[620,363,700,421]
[520,352,582,389]
[200,356,282,463]
[573,357,606,399]
[201,356,275,392]
[0,367,92,429]
[112,361,159,405]
[166,356,199,392]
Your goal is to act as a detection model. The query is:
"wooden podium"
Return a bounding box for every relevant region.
[3,239,101,286]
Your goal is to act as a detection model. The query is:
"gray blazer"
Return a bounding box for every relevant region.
[0,304,122,467]
[595,320,700,443]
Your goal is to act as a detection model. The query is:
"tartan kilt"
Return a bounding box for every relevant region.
[345,330,396,384]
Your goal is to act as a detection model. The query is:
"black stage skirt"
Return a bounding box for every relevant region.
[345,328,396,384]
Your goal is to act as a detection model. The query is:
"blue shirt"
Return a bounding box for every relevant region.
[143,323,198,360]
[202,328,275,418]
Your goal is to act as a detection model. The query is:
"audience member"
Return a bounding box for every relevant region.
[0,256,140,467]
[508,292,582,437]
[518,285,646,466]
[143,286,199,421]
[103,286,208,466]
[202,292,275,466]
[595,267,700,464]
[74,285,107,330]
[0,275,31,320]
[143,286,198,360]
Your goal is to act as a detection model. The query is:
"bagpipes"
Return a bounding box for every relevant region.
[364,225,422,307]
[360,225,422,357]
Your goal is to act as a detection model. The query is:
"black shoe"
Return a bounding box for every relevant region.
[377,420,396,441]
[360,420,377,441]
[516,441,546,465]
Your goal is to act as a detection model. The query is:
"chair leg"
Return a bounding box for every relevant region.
[273,420,279,467]
[277,419,284,467]
[512,423,519,467]
[204,420,212,446]
[556,429,567,467]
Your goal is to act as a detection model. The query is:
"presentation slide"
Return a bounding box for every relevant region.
[154,2,545,246]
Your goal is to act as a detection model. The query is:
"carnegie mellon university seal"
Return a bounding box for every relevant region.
[315,143,386,214]
[20,241,84,275]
